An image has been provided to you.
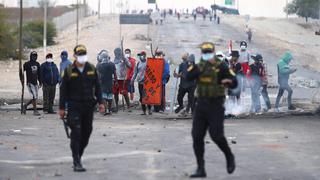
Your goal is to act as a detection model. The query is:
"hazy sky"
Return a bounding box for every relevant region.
[6,0,291,17]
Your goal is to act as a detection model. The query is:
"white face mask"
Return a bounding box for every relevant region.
[240,46,247,51]
[77,55,87,64]
[46,58,53,63]
[125,53,130,58]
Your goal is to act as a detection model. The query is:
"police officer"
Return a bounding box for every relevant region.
[59,45,105,172]
[187,42,237,178]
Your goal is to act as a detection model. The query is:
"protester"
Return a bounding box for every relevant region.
[257,54,271,111]
[22,51,42,116]
[249,54,264,114]
[174,53,196,114]
[96,50,117,115]
[40,53,60,114]
[59,44,104,172]
[275,51,297,112]
[239,41,250,92]
[60,51,72,77]
[154,51,170,112]
[228,50,242,105]
[131,51,152,115]
[186,42,236,178]
[113,47,132,112]
[124,48,136,101]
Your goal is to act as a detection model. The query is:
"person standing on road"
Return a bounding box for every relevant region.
[186,42,236,178]
[131,51,152,115]
[228,51,242,105]
[60,51,72,78]
[40,53,60,114]
[154,51,170,112]
[96,50,117,115]
[256,54,271,112]
[113,47,132,112]
[125,48,136,101]
[59,44,104,172]
[22,51,42,116]
[249,54,264,114]
[239,41,250,92]
[174,53,196,114]
[275,51,297,112]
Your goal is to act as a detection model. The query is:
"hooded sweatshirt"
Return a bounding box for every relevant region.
[178,54,196,88]
[97,52,116,93]
[277,51,295,86]
[114,48,132,80]
[60,51,72,77]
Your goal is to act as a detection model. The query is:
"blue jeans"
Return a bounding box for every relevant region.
[275,84,293,108]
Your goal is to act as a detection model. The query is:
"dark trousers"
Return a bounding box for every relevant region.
[138,83,151,112]
[43,84,56,111]
[261,85,271,109]
[67,103,94,164]
[275,84,293,108]
[192,98,232,167]
[154,84,166,112]
[177,86,195,112]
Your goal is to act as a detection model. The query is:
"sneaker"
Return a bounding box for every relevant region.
[148,110,152,115]
[175,106,184,114]
[288,105,296,111]
[33,110,41,116]
[274,108,280,113]
[141,112,147,115]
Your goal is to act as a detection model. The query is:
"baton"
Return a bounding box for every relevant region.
[61,117,70,139]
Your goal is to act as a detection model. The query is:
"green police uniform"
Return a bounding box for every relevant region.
[187,42,237,178]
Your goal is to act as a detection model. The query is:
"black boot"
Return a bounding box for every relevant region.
[226,153,236,174]
[190,160,206,178]
[73,156,86,172]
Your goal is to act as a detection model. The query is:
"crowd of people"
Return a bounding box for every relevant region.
[173,40,297,115]
[20,41,298,174]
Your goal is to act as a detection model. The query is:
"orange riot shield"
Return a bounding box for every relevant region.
[142,58,164,105]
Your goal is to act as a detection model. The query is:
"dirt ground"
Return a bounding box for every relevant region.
[1,13,320,180]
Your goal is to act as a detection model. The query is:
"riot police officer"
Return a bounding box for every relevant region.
[186,42,237,178]
[59,44,105,172]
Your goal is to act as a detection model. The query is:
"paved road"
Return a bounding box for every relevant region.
[0,110,319,180]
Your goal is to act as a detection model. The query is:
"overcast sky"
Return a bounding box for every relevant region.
[4,0,291,17]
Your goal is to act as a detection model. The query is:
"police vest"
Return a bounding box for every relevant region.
[196,60,225,98]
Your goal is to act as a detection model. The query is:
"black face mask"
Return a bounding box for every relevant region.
[30,54,37,62]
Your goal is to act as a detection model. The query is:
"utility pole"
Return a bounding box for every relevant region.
[98,0,101,18]
[43,0,47,57]
[19,0,24,114]
[83,0,87,16]
[76,0,79,45]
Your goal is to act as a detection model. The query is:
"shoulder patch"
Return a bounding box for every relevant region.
[229,69,236,76]
[71,72,79,77]
[61,70,65,78]
[87,71,95,76]
[187,65,194,72]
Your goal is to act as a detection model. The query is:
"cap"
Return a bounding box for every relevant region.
[252,54,263,61]
[74,44,87,56]
[46,53,53,59]
[231,50,240,58]
[155,50,165,56]
[137,51,146,56]
[200,42,215,53]
[216,51,225,58]
[240,41,247,47]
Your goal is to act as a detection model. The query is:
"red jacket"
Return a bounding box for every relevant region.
[126,57,136,80]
